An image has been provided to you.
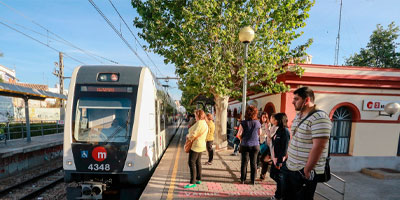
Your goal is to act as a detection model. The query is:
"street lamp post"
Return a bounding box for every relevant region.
[239,26,255,120]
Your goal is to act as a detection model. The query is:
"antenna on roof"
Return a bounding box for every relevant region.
[334,0,343,66]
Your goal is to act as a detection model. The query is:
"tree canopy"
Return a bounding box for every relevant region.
[132,0,313,100]
[345,22,400,68]
[132,0,314,147]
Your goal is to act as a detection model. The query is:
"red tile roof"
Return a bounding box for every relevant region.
[10,82,49,91]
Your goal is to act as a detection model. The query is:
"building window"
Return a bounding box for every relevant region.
[330,106,352,154]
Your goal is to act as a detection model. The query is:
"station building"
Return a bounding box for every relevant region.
[228,63,400,172]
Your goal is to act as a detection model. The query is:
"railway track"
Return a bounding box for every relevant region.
[0,167,64,200]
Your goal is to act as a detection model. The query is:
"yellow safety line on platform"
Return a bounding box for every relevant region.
[166,128,183,200]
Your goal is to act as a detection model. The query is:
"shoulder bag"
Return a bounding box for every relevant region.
[184,129,206,153]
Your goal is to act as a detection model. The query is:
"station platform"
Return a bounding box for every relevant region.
[140,124,276,200]
[0,133,63,159]
[0,133,63,179]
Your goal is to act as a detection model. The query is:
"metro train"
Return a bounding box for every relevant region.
[63,65,180,199]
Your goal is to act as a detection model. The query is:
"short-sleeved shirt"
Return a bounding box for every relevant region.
[240,120,261,147]
[286,110,332,174]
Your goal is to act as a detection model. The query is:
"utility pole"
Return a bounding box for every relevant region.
[53,52,65,120]
[53,52,65,106]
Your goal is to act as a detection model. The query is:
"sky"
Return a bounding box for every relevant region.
[1,0,400,101]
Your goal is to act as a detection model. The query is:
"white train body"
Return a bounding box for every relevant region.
[63,65,179,197]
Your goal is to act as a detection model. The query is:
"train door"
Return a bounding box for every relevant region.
[155,100,161,159]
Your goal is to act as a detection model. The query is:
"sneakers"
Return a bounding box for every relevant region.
[184,184,196,189]
[196,180,202,184]
[231,152,239,156]
[204,162,212,165]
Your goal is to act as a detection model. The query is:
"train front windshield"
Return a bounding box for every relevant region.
[74,97,132,143]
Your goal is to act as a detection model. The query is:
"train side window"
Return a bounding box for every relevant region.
[160,102,165,131]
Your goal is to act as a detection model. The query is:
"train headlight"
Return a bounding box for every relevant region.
[126,161,133,167]
[81,86,87,92]
[66,160,73,165]
[99,74,107,81]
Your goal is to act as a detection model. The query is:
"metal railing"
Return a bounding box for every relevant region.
[0,120,64,142]
[316,172,346,200]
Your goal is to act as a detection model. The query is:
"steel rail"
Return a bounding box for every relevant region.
[19,175,64,200]
[0,167,63,198]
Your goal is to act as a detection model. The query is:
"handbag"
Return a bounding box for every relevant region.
[184,127,206,153]
[184,139,193,153]
[293,109,331,183]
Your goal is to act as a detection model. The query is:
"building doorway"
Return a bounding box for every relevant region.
[330,106,352,154]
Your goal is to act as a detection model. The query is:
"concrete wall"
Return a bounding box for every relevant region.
[352,123,400,156]
[0,145,63,179]
[331,156,400,172]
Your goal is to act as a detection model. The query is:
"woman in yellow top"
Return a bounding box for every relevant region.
[205,113,215,165]
[184,109,208,189]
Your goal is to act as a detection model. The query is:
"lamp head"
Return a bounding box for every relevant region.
[239,26,255,43]
[384,102,400,115]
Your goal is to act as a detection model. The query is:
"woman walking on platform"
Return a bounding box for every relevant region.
[184,110,208,189]
[205,113,215,165]
[237,105,261,185]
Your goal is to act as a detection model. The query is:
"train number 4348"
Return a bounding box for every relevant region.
[88,164,110,171]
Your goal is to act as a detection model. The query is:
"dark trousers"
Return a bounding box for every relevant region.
[271,163,284,199]
[281,165,318,200]
[240,145,260,182]
[206,141,213,162]
[260,150,270,178]
[188,150,202,184]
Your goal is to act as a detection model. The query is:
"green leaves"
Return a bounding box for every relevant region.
[132,0,314,105]
[345,22,400,68]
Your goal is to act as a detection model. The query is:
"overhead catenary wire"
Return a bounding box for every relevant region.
[0,17,107,64]
[88,0,154,74]
[0,20,85,67]
[107,0,163,76]
[0,0,118,65]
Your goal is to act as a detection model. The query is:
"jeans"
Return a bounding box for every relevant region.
[188,150,202,184]
[206,141,214,162]
[240,145,260,182]
[271,163,284,198]
[233,137,240,153]
[281,165,318,200]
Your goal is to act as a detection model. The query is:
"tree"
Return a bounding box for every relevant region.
[345,22,400,68]
[132,0,313,148]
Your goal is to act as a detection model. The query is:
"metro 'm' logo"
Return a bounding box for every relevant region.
[92,146,107,162]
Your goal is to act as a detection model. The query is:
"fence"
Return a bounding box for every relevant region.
[0,120,64,142]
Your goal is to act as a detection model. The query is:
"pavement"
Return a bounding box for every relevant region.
[140,123,400,200]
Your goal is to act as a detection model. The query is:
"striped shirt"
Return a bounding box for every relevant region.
[286,109,332,174]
